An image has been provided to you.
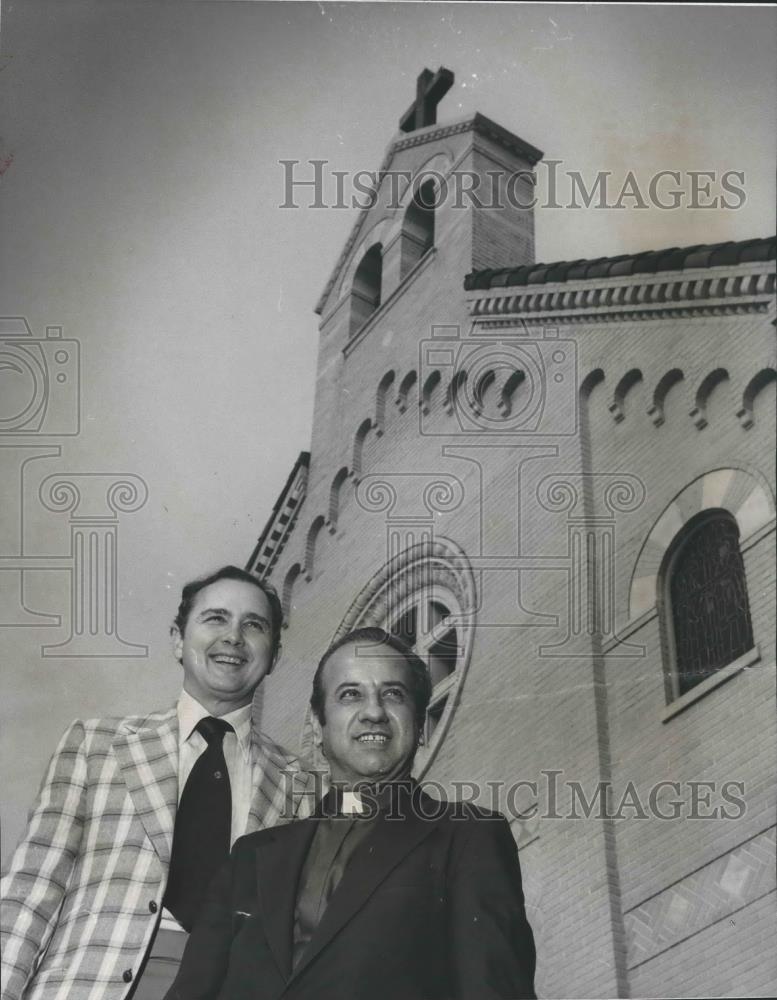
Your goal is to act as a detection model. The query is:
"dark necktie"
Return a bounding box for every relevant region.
[163,716,233,931]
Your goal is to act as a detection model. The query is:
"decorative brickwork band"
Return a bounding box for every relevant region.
[468,263,775,327]
[624,827,776,969]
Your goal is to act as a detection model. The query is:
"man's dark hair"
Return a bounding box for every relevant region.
[310,626,432,733]
[173,565,283,659]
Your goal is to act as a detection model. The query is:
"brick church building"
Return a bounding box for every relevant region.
[247,70,776,997]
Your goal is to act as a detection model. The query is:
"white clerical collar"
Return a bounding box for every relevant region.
[341,791,367,815]
[177,689,252,763]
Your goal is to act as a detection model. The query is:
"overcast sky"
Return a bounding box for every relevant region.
[1,0,775,849]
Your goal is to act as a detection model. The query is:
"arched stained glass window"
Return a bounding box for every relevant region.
[388,594,460,744]
[666,511,754,696]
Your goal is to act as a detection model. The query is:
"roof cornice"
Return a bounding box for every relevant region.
[467,257,775,327]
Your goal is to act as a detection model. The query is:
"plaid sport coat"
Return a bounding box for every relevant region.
[1,705,319,1000]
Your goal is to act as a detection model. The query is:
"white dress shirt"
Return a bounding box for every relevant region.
[160,690,254,931]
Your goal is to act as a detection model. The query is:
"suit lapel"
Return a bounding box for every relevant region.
[255,819,319,981]
[113,708,179,865]
[289,790,443,984]
[247,731,323,832]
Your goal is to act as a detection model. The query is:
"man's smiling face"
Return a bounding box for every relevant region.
[173,578,276,715]
[313,639,419,788]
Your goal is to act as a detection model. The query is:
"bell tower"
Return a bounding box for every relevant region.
[308,68,543,481]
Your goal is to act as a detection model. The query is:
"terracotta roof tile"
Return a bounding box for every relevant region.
[464,236,776,291]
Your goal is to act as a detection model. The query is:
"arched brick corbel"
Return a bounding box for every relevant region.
[420,370,442,416]
[374,371,395,437]
[327,467,350,534]
[608,369,643,423]
[443,370,467,416]
[281,563,302,628]
[647,368,684,427]
[499,370,526,416]
[351,419,373,482]
[396,370,418,413]
[472,370,496,416]
[579,368,605,402]
[689,368,728,429]
[303,516,326,582]
[737,368,776,429]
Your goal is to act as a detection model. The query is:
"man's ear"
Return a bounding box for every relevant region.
[171,624,183,664]
[311,712,323,749]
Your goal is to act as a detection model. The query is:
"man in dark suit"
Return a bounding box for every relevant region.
[166,626,537,1000]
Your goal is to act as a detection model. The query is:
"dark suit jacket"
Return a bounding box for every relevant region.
[165,786,536,1000]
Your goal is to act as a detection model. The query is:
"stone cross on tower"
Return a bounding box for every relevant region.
[399,67,455,133]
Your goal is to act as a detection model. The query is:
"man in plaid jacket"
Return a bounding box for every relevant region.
[1,565,318,1000]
